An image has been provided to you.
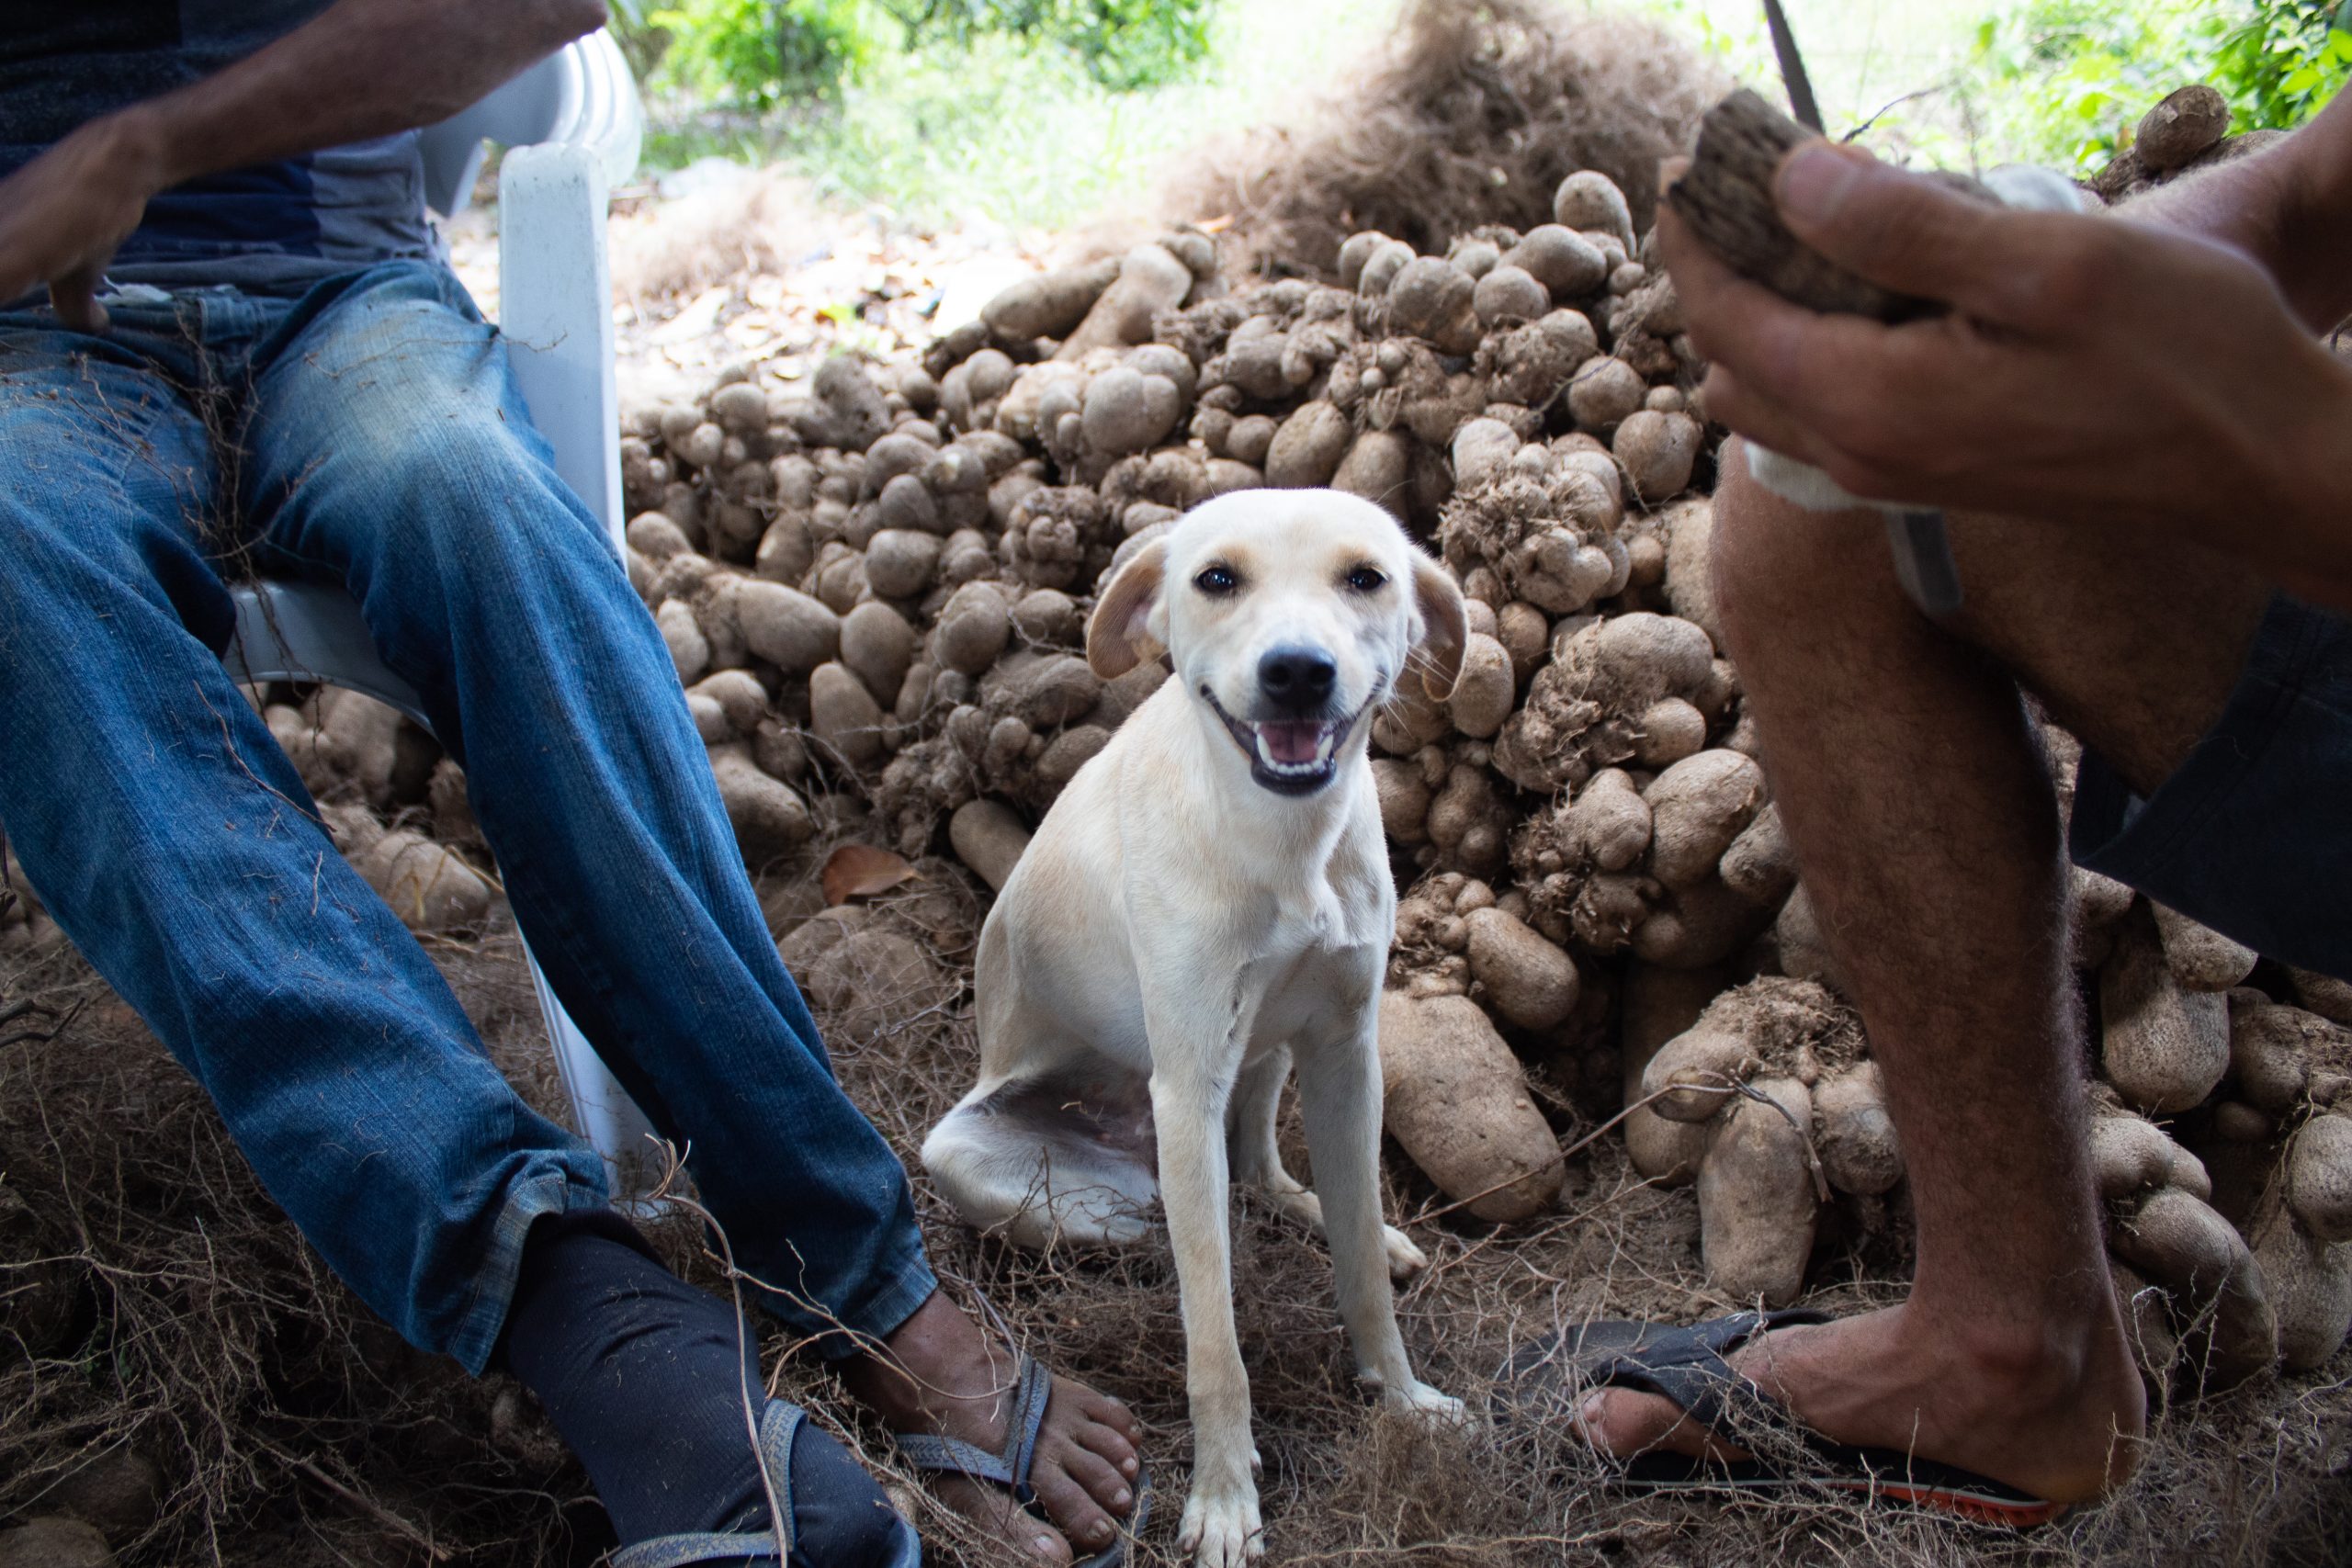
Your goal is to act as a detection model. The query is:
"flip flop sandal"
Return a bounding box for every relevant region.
[892,1351,1152,1568]
[613,1398,924,1568]
[1497,1309,2073,1530]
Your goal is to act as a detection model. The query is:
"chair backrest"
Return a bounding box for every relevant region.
[416,32,643,220]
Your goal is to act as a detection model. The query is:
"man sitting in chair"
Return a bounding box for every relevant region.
[0,5,1145,1565]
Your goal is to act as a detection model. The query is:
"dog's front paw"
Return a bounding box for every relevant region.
[1178,1480,1264,1568]
[1381,1223,1429,1280]
[1381,1379,1467,1425]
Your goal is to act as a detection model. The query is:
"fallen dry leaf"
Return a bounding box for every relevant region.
[821,843,919,906]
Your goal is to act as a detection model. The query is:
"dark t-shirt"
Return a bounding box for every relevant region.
[0,1,435,292]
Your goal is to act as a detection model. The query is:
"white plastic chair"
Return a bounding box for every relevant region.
[224,30,664,1205]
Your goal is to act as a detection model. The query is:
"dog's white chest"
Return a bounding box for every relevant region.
[1230,886,1383,1054]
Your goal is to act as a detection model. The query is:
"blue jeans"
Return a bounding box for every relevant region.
[0,260,937,1373]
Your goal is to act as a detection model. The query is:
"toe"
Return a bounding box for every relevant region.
[938,1475,1073,1565]
[1076,1382,1144,1442]
[1072,1417,1143,1482]
[1577,1388,1736,1462]
[1050,1434,1136,1516]
[1029,1462,1120,1556]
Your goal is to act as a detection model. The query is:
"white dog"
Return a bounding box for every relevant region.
[922,489,1468,1567]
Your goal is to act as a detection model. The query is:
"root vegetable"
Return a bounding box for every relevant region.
[2137,85,2231,173]
[1265,400,1353,489]
[2109,1185,2278,1386]
[810,662,887,767]
[1082,366,1185,457]
[331,809,492,933]
[982,256,1124,340]
[841,601,916,706]
[1502,224,1608,299]
[2290,966,2352,1025]
[1464,906,1580,1029]
[1331,429,1412,512]
[1612,409,1702,503]
[1566,355,1645,430]
[2286,1113,2352,1243]
[1630,696,1705,768]
[2152,901,2257,991]
[2101,905,2231,1113]
[709,746,813,863]
[1472,265,1550,327]
[1644,750,1764,889]
[865,528,943,599]
[803,925,955,1036]
[1625,1104,1711,1184]
[1814,1061,1900,1196]
[1058,243,1194,359]
[1642,1015,1754,1122]
[2226,993,2330,1116]
[2110,1260,2181,1386]
[1377,991,1564,1223]
[948,798,1032,892]
[689,669,769,737]
[1700,1075,1817,1306]
[657,599,710,682]
[736,581,842,673]
[1447,632,1515,738]
[1553,170,1634,253]
[933,582,1014,675]
[2249,1198,2352,1371]
[1374,758,1433,843]
[1719,802,1795,906]
[1386,256,1481,353]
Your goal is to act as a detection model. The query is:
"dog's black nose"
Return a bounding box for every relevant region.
[1258,646,1337,712]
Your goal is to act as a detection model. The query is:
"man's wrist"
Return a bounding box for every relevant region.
[91,103,178,200]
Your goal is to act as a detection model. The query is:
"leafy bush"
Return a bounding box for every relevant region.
[2211,0,2352,129]
[1962,0,2350,172]
[623,0,1214,108]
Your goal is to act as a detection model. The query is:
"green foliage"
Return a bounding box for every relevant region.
[872,0,1215,91]
[1956,0,2351,172]
[1963,0,2222,170]
[2210,0,2352,129]
[625,0,1212,109]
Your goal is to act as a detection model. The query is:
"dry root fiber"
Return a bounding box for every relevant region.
[1166,0,1724,278]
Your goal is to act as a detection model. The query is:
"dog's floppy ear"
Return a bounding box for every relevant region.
[1408,547,1467,701]
[1087,536,1170,678]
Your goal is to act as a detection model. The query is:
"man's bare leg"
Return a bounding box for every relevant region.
[1582,443,2270,1502]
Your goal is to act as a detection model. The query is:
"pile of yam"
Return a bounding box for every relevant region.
[216,81,2351,1392]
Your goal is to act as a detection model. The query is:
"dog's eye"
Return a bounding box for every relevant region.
[1194,565,1239,595]
[1344,565,1387,592]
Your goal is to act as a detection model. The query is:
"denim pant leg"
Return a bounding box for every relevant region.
[239,263,938,1351]
[0,306,611,1375]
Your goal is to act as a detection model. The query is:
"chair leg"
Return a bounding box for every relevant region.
[524,938,667,1213]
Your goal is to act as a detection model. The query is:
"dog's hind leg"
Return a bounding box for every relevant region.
[921,1070,1159,1250]
[1228,1044,1428,1281]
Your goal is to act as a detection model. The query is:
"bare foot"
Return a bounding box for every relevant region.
[843,1289,1145,1564]
[1577,1299,2147,1505]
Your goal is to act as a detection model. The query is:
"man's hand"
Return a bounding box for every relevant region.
[0,114,168,333]
[1658,140,2352,605]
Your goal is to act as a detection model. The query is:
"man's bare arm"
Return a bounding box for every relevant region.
[2122,89,2352,332]
[0,0,607,329]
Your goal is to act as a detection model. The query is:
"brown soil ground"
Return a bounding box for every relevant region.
[4,875,2348,1567]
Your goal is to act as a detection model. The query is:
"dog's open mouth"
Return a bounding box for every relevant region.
[1203,689,1359,795]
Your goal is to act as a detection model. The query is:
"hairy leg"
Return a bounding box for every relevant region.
[1584,444,2267,1500]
